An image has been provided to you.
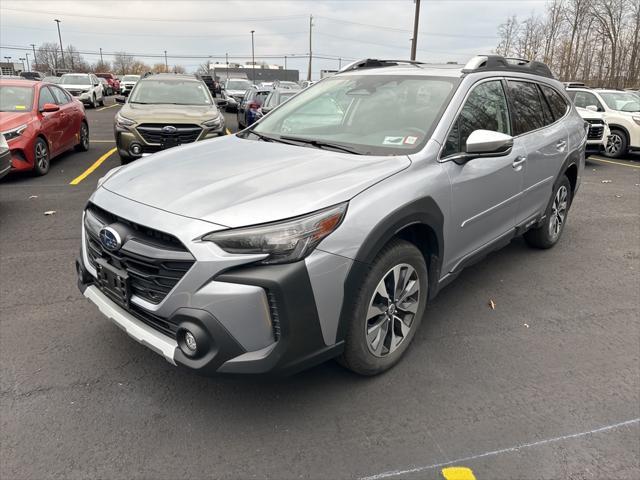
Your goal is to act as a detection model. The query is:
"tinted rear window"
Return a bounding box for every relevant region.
[507,80,545,135]
[540,85,568,120]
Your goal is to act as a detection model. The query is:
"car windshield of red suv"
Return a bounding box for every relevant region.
[0,86,34,112]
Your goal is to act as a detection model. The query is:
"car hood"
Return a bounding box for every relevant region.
[0,111,33,131]
[60,84,91,90]
[121,103,220,124]
[576,107,605,120]
[103,134,411,227]
[226,89,246,97]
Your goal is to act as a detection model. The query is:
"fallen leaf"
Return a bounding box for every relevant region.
[488,299,496,310]
[601,180,612,183]
[615,195,622,198]
[28,195,38,199]
[43,210,56,216]
[524,323,530,328]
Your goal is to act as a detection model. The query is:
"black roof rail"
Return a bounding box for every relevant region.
[462,55,554,79]
[338,58,425,73]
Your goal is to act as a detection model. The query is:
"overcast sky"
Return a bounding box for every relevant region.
[0,0,549,78]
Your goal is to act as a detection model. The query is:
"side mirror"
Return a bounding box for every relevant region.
[585,105,598,112]
[115,96,126,104]
[261,107,272,115]
[455,130,513,164]
[41,103,60,113]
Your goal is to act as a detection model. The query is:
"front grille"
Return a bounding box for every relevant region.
[266,291,281,341]
[68,90,82,96]
[136,124,202,145]
[84,204,194,309]
[588,125,604,140]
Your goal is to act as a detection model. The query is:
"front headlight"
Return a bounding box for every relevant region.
[0,134,9,154]
[202,203,348,265]
[115,112,135,128]
[2,124,28,142]
[202,117,221,128]
[632,116,640,126]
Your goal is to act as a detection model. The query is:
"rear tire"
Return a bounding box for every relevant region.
[33,138,50,176]
[604,129,628,158]
[524,175,572,249]
[75,121,90,152]
[338,239,428,376]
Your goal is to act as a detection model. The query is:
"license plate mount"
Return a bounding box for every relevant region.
[160,136,179,150]
[95,258,130,308]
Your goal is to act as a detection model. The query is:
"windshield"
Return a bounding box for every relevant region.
[123,75,140,82]
[0,86,34,112]
[252,75,457,155]
[61,75,91,85]
[43,77,60,84]
[129,79,212,105]
[226,79,252,90]
[599,91,640,112]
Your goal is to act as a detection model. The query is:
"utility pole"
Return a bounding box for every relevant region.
[250,30,255,84]
[339,57,342,69]
[307,15,313,81]
[164,50,168,72]
[284,55,287,70]
[225,52,229,81]
[19,57,26,72]
[25,53,30,71]
[410,0,421,61]
[30,44,37,69]
[54,19,65,70]
[100,47,104,65]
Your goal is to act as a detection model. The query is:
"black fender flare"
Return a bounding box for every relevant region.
[335,196,444,343]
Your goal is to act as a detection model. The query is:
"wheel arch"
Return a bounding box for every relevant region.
[335,197,444,343]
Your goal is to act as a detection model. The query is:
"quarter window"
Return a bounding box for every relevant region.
[442,80,510,157]
[507,81,546,135]
[540,85,568,120]
[38,86,56,110]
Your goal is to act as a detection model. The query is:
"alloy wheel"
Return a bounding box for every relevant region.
[81,123,89,149]
[605,133,622,156]
[365,263,420,357]
[35,141,49,171]
[549,185,568,240]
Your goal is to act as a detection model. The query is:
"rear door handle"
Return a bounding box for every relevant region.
[512,156,526,170]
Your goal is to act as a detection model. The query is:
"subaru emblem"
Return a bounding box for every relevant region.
[162,125,178,134]
[99,226,122,252]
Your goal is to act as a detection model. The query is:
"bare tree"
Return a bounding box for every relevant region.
[172,65,186,74]
[496,15,520,56]
[112,52,135,75]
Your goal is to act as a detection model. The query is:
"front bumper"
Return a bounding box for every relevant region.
[76,194,349,375]
[0,148,12,179]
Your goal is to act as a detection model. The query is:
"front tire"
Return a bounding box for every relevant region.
[524,175,572,249]
[33,138,50,176]
[98,96,105,107]
[338,239,428,376]
[604,129,628,158]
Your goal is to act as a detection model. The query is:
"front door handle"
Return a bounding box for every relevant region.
[512,156,526,170]
[556,140,567,151]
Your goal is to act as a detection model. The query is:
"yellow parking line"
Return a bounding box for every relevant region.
[588,157,640,169]
[96,104,120,111]
[442,467,476,480]
[70,147,117,185]
[225,128,232,135]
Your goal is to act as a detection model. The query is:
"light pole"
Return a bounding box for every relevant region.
[100,47,104,65]
[30,44,37,70]
[19,57,26,71]
[410,0,421,61]
[250,30,255,84]
[25,53,30,71]
[54,19,65,70]
[164,50,168,72]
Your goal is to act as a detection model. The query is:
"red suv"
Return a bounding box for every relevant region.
[0,79,89,176]
[96,73,120,94]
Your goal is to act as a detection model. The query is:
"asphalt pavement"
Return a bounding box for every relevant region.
[1,97,639,480]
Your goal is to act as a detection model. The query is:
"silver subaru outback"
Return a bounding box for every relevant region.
[77,56,586,376]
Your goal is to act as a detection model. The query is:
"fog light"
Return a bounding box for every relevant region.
[130,143,142,155]
[184,331,197,352]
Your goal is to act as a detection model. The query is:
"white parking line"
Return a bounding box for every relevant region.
[96,104,120,112]
[359,418,640,480]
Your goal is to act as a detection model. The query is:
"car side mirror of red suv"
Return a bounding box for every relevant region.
[41,103,60,113]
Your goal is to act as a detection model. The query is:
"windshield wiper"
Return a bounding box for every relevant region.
[244,130,298,145]
[280,136,364,155]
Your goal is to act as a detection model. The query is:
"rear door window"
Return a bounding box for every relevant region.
[507,80,546,135]
[442,79,511,157]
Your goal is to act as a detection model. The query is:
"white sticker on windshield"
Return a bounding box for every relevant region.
[383,136,404,145]
[404,136,418,145]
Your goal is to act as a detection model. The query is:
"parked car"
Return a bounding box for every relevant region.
[566,87,639,158]
[259,88,298,116]
[96,73,120,94]
[0,134,11,180]
[119,74,140,96]
[77,55,584,376]
[0,79,89,176]
[220,89,238,112]
[59,73,105,108]
[113,73,225,163]
[273,80,301,90]
[575,107,610,155]
[300,80,315,89]
[19,71,44,81]
[99,78,113,96]
[257,81,274,90]
[42,76,60,84]
[236,86,271,128]
[223,77,253,105]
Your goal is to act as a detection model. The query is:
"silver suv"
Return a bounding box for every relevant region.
[76,56,585,376]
